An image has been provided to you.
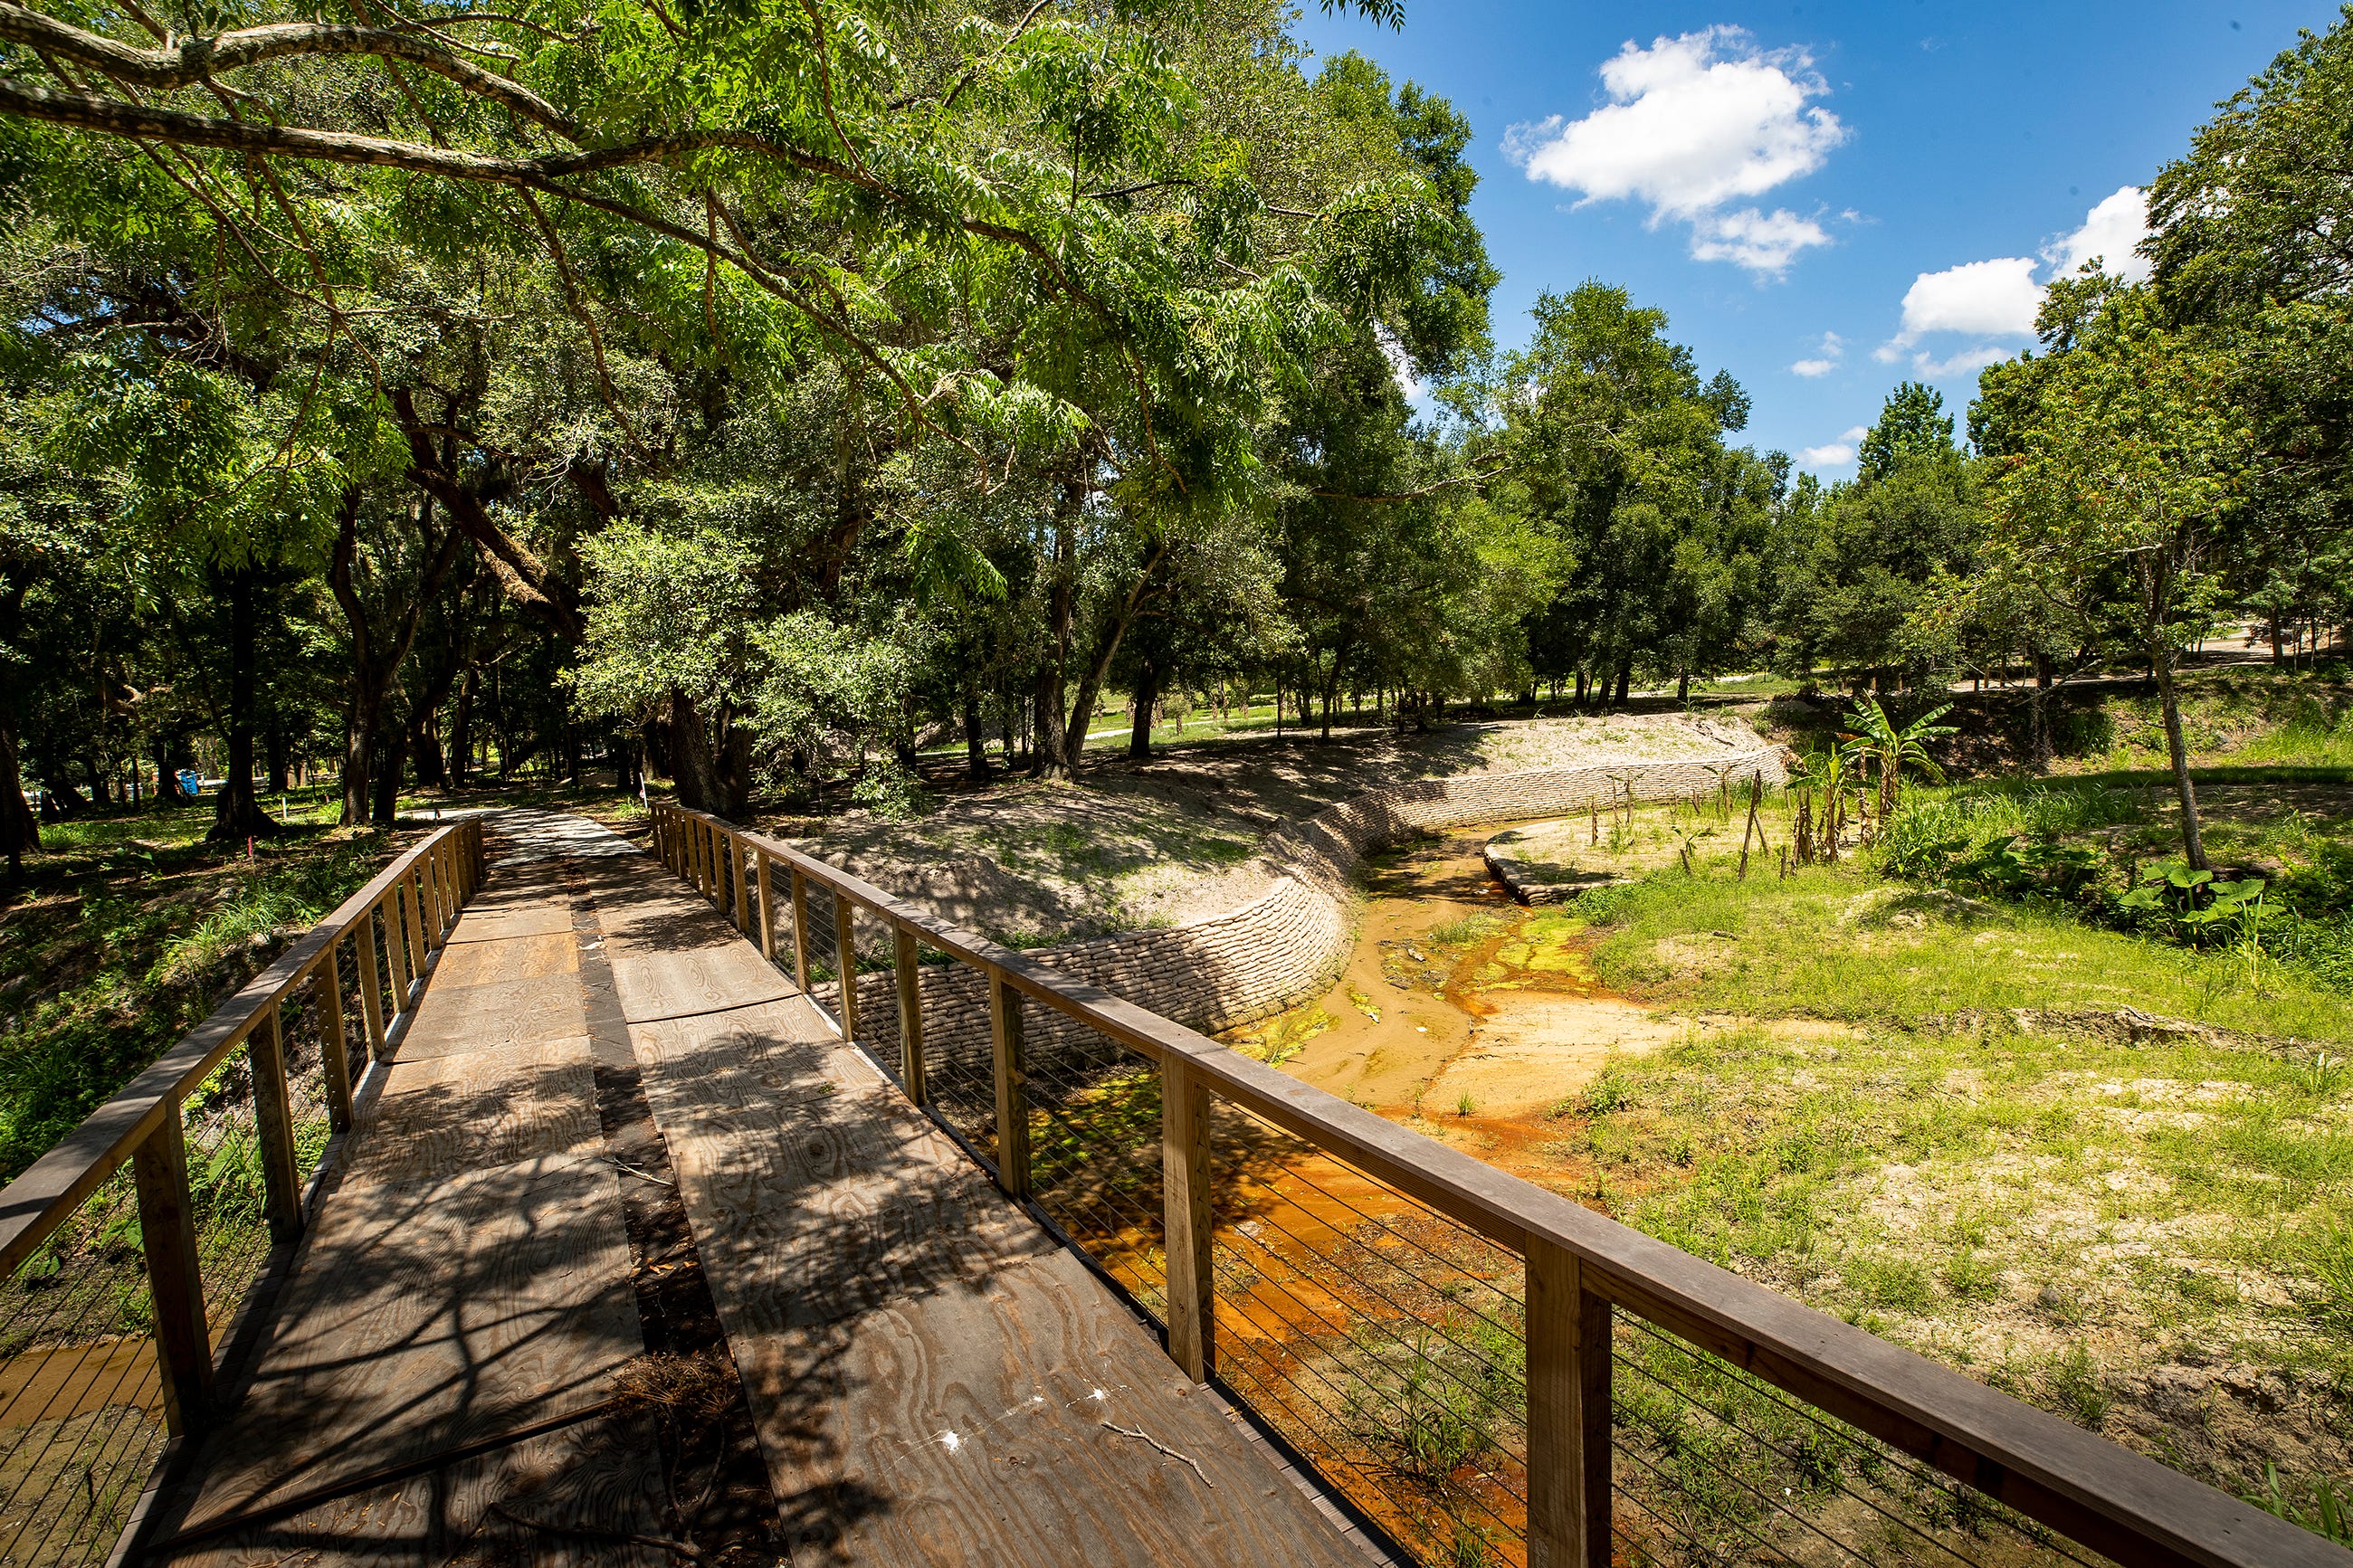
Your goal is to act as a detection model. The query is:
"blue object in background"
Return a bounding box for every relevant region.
[177,770,203,797]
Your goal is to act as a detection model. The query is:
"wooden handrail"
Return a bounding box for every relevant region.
[652,800,2348,1568]
[0,816,486,1445]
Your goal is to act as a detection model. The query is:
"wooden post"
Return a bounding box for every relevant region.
[700,822,717,900]
[250,1003,304,1245]
[894,927,925,1105]
[988,970,1029,1197]
[733,835,752,932]
[384,888,414,1007]
[316,950,353,1134]
[132,1111,213,1437]
[400,873,428,992]
[422,841,447,946]
[1526,1238,1612,1568]
[756,851,778,961]
[834,889,859,1042]
[355,918,386,1060]
[789,868,812,993]
[1161,1052,1215,1382]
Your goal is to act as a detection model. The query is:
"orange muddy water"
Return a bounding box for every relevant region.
[1224,822,1693,1164]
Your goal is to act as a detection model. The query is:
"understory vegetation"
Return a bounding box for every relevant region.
[0,812,391,1181]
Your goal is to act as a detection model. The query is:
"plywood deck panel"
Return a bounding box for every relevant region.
[738,1249,1367,1566]
[626,1004,1054,1336]
[163,1411,669,1568]
[174,1149,643,1529]
[607,941,796,1027]
[428,930,580,991]
[443,906,576,945]
[344,1039,605,1190]
[394,975,592,1060]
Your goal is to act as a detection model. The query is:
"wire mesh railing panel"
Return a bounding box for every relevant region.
[1023,1030,1167,1321]
[1608,1318,2114,1568]
[923,1034,997,1170]
[0,1167,165,1568]
[178,1060,275,1350]
[805,880,843,1011]
[272,998,338,1193]
[1209,1100,1530,1567]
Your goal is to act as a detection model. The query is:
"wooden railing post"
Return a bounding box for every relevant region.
[400,871,428,986]
[422,841,447,947]
[1161,1053,1215,1383]
[834,891,859,1042]
[384,888,414,1006]
[1527,1238,1612,1568]
[355,916,386,1060]
[132,1109,213,1437]
[250,1002,304,1245]
[894,927,925,1105]
[755,851,778,962]
[699,821,716,900]
[316,948,353,1134]
[988,970,1029,1197]
[789,868,812,993]
[732,835,752,932]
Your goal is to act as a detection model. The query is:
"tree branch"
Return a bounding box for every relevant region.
[0,3,584,140]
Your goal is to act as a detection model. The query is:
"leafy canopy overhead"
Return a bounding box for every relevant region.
[0,0,1451,513]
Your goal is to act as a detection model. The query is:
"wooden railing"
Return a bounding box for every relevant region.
[652,800,2347,1568]
[0,817,484,1466]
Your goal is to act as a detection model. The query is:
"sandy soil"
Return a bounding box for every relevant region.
[770,712,1765,945]
[1224,825,1837,1135]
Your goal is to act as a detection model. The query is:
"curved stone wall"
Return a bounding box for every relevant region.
[830,746,1787,1080]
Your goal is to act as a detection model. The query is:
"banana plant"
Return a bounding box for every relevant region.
[1839,698,1958,828]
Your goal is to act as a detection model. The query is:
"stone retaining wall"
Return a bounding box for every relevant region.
[824,746,1787,1089]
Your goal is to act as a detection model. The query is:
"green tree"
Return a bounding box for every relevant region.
[1980,279,2253,868]
[1856,382,1958,484]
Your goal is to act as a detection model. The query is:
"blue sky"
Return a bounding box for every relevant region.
[1293,1,2344,474]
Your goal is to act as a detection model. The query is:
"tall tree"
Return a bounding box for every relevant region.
[1980,279,2251,869]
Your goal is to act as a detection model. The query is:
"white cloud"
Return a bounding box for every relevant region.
[1909,345,2009,377]
[1502,27,1847,275]
[1691,208,1832,271]
[1790,330,1843,377]
[1798,426,1869,468]
[2043,185,2151,283]
[1874,187,2155,372]
[1882,257,2043,352]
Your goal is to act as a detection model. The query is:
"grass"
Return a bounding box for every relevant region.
[1579,854,2353,1042]
[0,809,396,1183]
[1538,1010,2351,1490]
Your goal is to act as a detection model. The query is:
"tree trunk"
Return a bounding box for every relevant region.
[449,662,477,788]
[1128,659,1160,760]
[0,720,36,875]
[209,567,279,841]
[265,718,290,794]
[963,691,991,780]
[1614,660,1632,707]
[2151,647,2206,870]
[1675,665,1690,704]
[2030,651,2055,771]
[370,723,406,827]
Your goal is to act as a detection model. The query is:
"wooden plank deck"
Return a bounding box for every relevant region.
[146,810,1372,1568]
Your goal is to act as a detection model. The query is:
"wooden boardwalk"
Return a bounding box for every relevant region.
[144,812,1367,1567]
